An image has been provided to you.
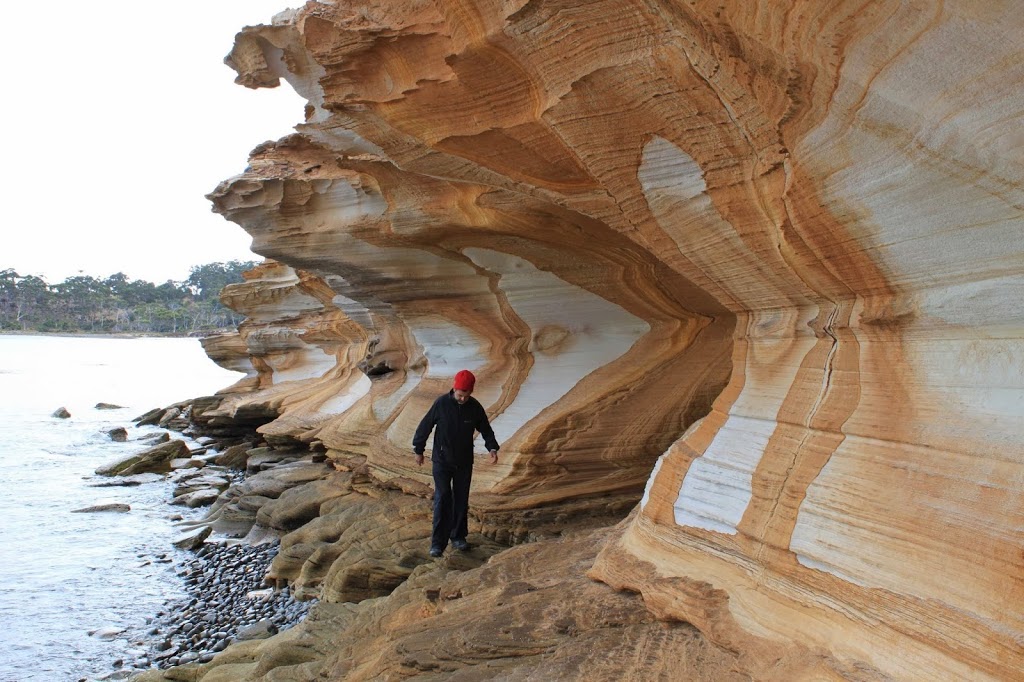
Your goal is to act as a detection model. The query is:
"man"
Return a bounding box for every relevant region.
[413,369,499,557]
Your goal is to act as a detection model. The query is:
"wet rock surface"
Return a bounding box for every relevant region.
[147,541,313,669]
[95,439,191,477]
[72,503,131,513]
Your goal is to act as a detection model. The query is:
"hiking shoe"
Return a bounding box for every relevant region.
[451,538,470,552]
[429,546,444,558]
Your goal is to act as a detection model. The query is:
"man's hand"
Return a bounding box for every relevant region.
[488,449,498,465]
[415,453,424,467]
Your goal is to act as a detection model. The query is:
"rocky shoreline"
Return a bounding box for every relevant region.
[61,385,736,682]
[114,391,675,682]
[86,400,318,680]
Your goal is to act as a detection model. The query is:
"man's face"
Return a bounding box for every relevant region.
[453,388,472,404]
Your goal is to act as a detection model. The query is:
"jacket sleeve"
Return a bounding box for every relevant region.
[476,406,500,452]
[412,399,439,455]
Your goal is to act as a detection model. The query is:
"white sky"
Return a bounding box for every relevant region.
[0,1,304,284]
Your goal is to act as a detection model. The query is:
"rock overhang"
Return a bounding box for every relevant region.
[201,2,1024,679]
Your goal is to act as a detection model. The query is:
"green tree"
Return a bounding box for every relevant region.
[0,271,52,330]
[0,260,257,335]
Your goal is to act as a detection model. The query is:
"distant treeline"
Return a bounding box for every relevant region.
[0,260,257,335]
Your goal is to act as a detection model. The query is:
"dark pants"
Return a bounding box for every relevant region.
[431,461,473,549]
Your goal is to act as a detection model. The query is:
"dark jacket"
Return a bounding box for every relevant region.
[413,390,500,467]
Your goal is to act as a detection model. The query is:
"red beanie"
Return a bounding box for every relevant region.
[452,370,476,392]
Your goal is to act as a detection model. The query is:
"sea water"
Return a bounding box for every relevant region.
[0,335,243,681]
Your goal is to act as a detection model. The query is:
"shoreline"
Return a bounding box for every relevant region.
[0,330,232,340]
[147,540,312,669]
[98,401,312,677]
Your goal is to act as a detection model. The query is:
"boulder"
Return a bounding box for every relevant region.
[95,402,124,410]
[157,407,182,427]
[173,489,222,508]
[234,619,277,641]
[94,439,190,476]
[87,473,161,488]
[137,431,170,444]
[169,458,204,470]
[87,480,141,488]
[72,503,130,513]
[107,427,128,442]
[133,407,164,425]
[213,443,251,470]
[96,671,132,681]
[172,474,231,498]
[245,447,304,474]
[193,451,225,465]
[124,673,164,682]
[51,407,70,419]
[88,626,124,640]
[172,526,212,550]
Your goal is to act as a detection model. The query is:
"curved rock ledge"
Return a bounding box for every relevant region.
[156,1,1024,680]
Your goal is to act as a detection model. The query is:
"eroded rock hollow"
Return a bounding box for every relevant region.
[197,1,1022,679]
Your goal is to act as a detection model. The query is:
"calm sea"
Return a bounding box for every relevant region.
[0,335,242,682]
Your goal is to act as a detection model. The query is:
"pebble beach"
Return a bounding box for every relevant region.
[147,541,313,669]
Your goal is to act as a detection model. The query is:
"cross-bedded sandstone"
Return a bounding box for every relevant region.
[181,1,1024,679]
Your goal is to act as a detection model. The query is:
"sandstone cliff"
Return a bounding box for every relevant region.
[174,1,1023,680]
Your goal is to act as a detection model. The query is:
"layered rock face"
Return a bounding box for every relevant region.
[203,1,1023,679]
